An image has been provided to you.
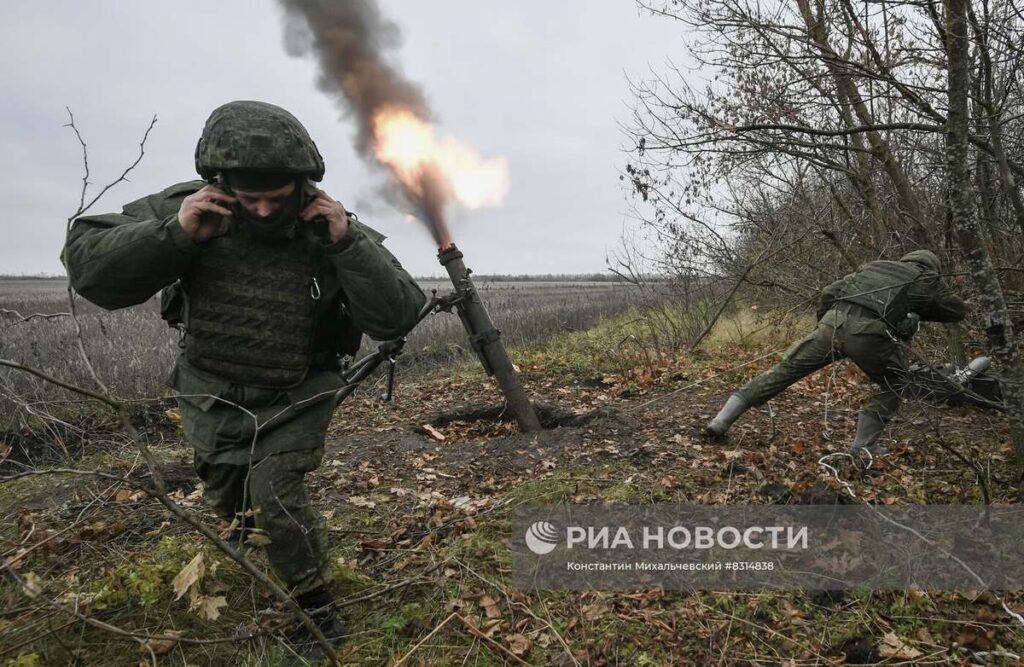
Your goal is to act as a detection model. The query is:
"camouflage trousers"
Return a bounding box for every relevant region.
[193,447,329,596]
[735,308,909,423]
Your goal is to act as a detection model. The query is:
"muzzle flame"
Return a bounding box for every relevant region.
[371,106,509,222]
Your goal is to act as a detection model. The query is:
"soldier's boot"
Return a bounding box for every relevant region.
[849,411,888,456]
[287,586,346,664]
[703,394,749,438]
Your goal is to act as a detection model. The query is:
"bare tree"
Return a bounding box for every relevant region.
[626,0,1024,462]
[944,0,1024,464]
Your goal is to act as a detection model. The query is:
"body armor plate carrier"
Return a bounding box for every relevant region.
[836,260,923,329]
[184,228,320,388]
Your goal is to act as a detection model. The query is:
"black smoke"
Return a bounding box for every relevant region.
[277,0,451,244]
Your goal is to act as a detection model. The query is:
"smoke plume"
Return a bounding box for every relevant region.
[277,0,508,247]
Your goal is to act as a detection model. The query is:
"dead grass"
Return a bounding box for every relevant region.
[0,279,643,421]
[3,299,1021,666]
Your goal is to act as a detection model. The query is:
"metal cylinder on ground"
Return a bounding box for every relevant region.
[437,243,542,433]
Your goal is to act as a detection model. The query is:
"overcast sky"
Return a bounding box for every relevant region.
[1,1,687,277]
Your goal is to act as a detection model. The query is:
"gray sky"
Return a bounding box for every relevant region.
[1,1,686,277]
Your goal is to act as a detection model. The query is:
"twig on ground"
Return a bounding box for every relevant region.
[391,611,458,667]
[454,613,533,666]
[0,309,71,325]
[5,565,157,665]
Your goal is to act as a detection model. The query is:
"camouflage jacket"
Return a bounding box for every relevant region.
[64,180,425,339]
[62,180,426,459]
[816,260,966,326]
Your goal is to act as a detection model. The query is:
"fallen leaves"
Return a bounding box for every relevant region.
[956,624,996,651]
[140,630,182,656]
[113,488,146,503]
[347,495,377,509]
[164,408,181,426]
[479,594,502,620]
[777,598,807,625]
[167,484,204,507]
[21,572,42,597]
[9,316,1023,667]
[171,553,204,601]
[245,532,272,547]
[190,593,227,621]
[878,631,923,659]
[170,552,228,620]
[422,424,446,441]
[505,632,531,657]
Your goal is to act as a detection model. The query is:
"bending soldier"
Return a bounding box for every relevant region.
[704,250,966,455]
[62,101,426,657]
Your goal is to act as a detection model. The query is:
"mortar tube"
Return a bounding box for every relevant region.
[437,244,542,433]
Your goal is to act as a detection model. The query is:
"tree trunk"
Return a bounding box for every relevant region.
[966,2,1024,237]
[945,0,1024,467]
[795,0,930,244]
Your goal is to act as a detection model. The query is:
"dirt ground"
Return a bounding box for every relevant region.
[2,342,1023,666]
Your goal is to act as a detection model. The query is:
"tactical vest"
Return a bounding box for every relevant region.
[836,260,923,327]
[183,228,321,388]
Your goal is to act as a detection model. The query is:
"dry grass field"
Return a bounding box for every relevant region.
[4,278,1021,666]
[0,278,642,417]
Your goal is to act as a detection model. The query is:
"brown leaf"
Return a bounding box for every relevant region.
[482,617,503,637]
[114,488,145,503]
[506,633,531,656]
[245,532,272,547]
[975,606,1000,622]
[172,553,204,601]
[907,587,928,603]
[479,594,502,620]
[22,572,42,597]
[957,625,994,651]
[778,598,806,622]
[190,594,227,621]
[347,495,376,509]
[141,630,182,655]
[422,424,446,441]
[878,632,922,659]
[581,602,608,621]
[144,520,172,538]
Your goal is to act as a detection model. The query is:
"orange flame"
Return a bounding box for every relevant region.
[371,106,510,212]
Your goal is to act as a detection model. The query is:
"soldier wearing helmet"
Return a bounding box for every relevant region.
[703,250,966,455]
[63,101,426,655]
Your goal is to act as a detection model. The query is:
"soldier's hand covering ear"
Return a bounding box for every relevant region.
[301,189,349,244]
[177,185,236,242]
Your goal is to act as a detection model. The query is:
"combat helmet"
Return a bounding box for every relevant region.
[900,249,942,273]
[195,101,325,182]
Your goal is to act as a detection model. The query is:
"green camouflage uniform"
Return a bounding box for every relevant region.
[735,256,966,424]
[63,180,425,595]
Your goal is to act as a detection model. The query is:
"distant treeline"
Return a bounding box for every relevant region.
[3,273,654,283]
[0,274,67,281]
[414,273,639,283]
